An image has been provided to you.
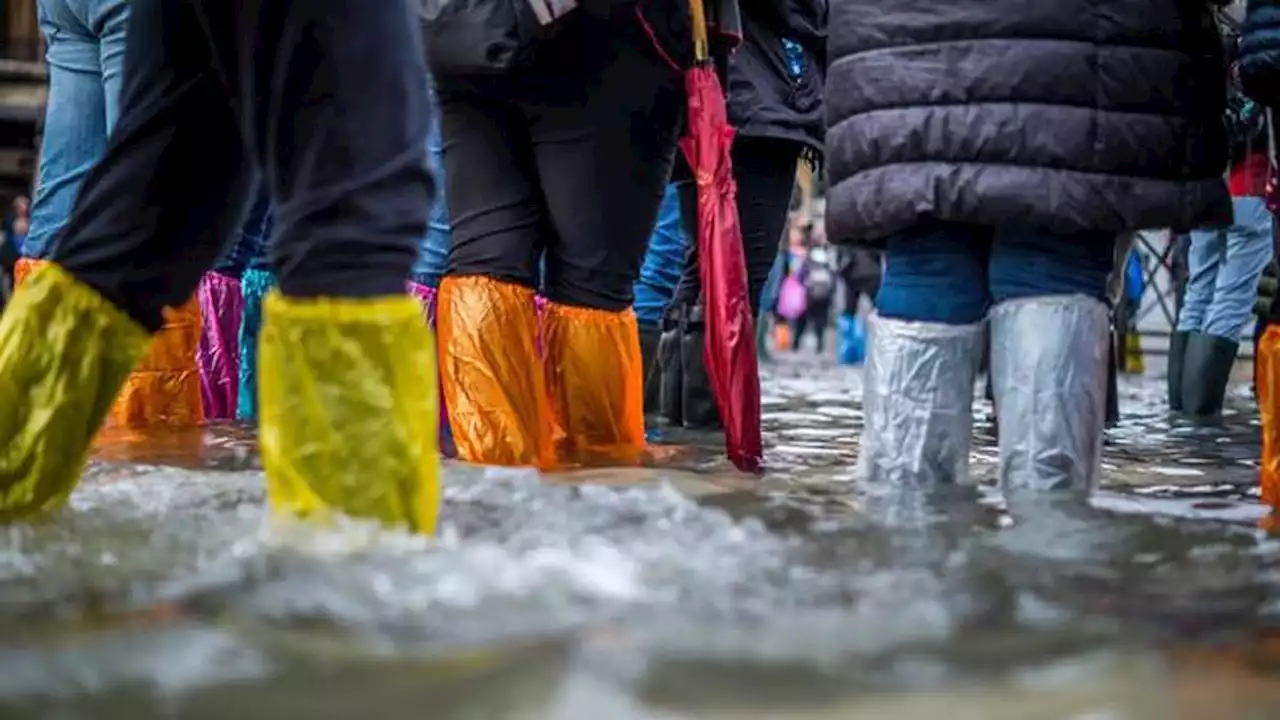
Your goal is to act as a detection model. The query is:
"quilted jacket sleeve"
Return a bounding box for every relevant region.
[1240,0,1280,105]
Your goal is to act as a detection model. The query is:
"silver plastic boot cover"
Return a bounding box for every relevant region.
[990,295,1109,494]
[856,313,983,487]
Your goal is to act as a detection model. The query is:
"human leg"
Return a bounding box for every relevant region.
[0,0,251,519]
[1184,198,1276,419]
[635,184,686,415]
[227,190,273,423]
[411,92,450,291]
[860,223,988,487]
[24,0,110,259]
[665,138,800,429]
[407,93,454,456]
[223,0,437,531]
[534,19,683,465]
[196,268,244,420]
[437,84,551,468]
[791,311,808,350]
[1175,228,1224,334]
[987,229,1115,494]
[810,299,830,353]
[671,136,802,311]
[199,185,270,422]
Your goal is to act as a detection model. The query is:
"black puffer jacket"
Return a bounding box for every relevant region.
[1241,0,1280,106]
[727,0,826,156]
[825,0,1233,246]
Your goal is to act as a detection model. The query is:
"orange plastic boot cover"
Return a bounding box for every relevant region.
[16,258,204,429]
[438,275,553,468]
[542,301,645,467]
[103,294,204,429]
[1259,326,1280,533]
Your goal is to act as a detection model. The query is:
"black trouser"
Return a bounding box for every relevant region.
[48,0,432,332]
[439,15,683,312]
[792,298,830,352]
[671,136,801,311]
[843,284,876,314]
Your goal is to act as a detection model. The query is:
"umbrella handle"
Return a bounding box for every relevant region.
[688,0,709,62]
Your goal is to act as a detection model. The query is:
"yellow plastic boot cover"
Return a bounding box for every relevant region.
[542,301,645,467]
[104,294,205,429]
[258,292,440,534]
[0,263,151,520]
[438,276,553,468]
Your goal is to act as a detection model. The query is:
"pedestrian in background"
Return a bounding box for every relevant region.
[1169,14,1274,421]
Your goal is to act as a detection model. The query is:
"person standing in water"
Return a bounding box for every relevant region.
[828,0,1231,493]
[0,0,441,533]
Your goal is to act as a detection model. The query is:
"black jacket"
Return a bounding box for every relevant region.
[1241,0,1280,106]
[825,0,1233,246]
[727,0,826,157]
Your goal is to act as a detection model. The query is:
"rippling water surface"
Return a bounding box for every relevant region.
[2,356,1279,719]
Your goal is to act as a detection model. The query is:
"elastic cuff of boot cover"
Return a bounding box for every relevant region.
[439,275,552,468]
[0,262,151,519]
[105,293,204,429]
[258,291,440,534]
[857,313,982,487]
[197,272,244,421]
[542,301,645,467]
[989,295,1109,494]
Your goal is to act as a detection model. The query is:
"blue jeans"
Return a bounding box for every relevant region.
[633,183,688,327]
[410,95,449,288]
[876,223,1116,324]
[1176,196,1275,340]
[758,248,785,317]
[23,0,129,258]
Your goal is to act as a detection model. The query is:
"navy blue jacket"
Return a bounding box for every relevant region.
[1242,0,1280,106]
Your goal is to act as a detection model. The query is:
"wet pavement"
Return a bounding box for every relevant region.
[2,352,1280,719]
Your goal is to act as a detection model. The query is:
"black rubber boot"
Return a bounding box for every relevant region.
[657,308,684,426]
[1180,332,1239,422]
[1106,333,1120,427]
[756,315,773,363]
[680,306,722,429]
[640,323,662,416]
[1166,330,1190,413]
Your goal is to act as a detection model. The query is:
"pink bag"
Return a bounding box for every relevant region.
[776,274,808,321]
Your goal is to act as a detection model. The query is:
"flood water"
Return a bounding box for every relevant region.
[2,355,1279,719]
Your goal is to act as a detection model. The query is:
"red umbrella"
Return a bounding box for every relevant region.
[679,0,762,473]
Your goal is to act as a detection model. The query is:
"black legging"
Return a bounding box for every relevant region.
[791,298,830,352]
[671,135,802,311]
[47,0,431,332]
[439,15,684,312]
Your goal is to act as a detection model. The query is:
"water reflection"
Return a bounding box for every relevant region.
[0,364,1277,717]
